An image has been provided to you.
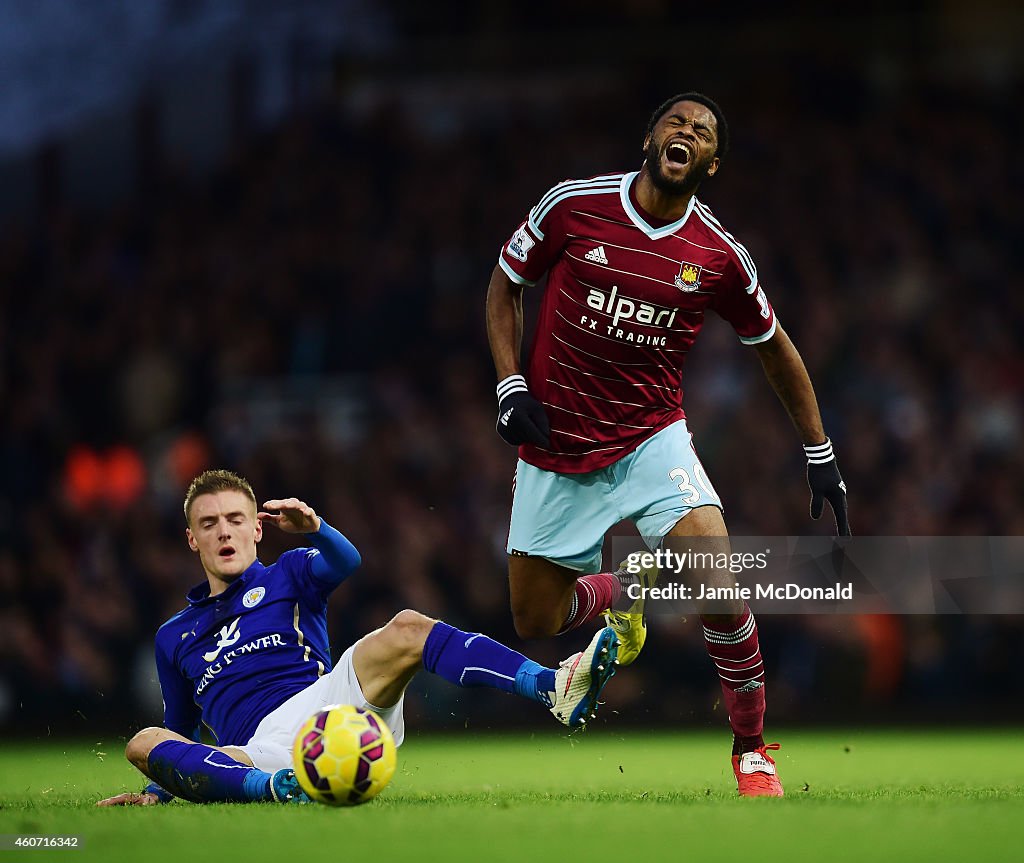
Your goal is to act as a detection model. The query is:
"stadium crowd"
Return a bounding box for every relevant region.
[1,70,1021,736]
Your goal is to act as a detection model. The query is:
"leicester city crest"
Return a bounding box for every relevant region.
[243,586,266,608]
[674,261,702,292]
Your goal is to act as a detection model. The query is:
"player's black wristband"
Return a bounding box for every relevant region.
[495,374,551,448]
[804,438,851,536]
[143,781,174,803]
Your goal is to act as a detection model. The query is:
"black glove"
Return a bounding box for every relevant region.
[496,374,550,448]
[805,439,851,536]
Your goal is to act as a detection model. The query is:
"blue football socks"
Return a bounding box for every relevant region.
[422,621,556,705]
[147,740,272,803]
[515,659,557,708]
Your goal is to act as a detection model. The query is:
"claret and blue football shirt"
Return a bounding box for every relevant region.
[499,171,777,473]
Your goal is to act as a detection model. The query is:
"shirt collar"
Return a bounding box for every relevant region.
[619,171,697,240]
[186,558,266,605]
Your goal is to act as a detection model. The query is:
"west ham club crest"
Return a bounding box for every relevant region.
[675,261,702,292]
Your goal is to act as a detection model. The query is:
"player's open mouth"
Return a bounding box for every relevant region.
[664,141,691,168]
[219,546,236,558]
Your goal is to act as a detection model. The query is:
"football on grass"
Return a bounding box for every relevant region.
[292,704,397,806]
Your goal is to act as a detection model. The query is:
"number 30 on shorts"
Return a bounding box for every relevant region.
[668,461,718,506]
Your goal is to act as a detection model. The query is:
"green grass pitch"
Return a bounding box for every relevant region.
[1,729,1019,862]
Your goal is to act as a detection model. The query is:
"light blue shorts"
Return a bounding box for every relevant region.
[506,419,722,573]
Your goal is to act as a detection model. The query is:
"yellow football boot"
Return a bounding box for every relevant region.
[601,557,659,666]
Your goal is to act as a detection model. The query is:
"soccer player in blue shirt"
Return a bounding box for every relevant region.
[97,469,619,805]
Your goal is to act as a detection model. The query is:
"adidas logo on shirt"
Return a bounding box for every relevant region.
[584,245,609,265]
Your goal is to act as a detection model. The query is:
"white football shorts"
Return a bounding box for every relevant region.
[237,643,406,773]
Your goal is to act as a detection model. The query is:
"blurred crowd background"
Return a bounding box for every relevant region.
[1,1,1022,738]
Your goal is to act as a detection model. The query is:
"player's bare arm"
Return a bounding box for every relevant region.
[96,791,162,806]
[753,324,826,445]
[755,324,851,535]
[485,264,524,380]
[485,264,550,448]
[258,498,321,534]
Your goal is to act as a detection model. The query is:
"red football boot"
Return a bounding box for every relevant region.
[732,743,784,797]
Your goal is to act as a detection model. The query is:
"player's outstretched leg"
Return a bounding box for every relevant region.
[352,610,618,729]
[120,728,310,804]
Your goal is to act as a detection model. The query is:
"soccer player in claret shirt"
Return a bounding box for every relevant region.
[486,93,851,797]
[97,470,619,806]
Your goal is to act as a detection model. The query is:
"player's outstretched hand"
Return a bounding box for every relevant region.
[96,791,162,806]
[259,498,322,534]
[496,374,551,448]
[804,439,851,536]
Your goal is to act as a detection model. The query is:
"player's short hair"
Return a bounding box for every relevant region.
[184,469,257,525]
[645,92,730,161]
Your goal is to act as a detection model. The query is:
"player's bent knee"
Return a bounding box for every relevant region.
[511,606,561,640]
[125,727,164,769]
[383,609,435,664]
[508,555,575,639]
[513,620,558,640]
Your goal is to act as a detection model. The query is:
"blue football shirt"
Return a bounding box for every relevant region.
[153,522,359,745]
